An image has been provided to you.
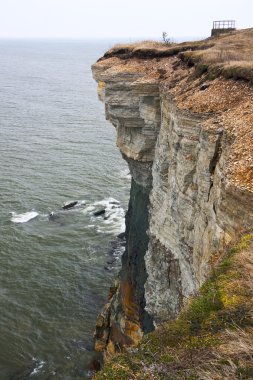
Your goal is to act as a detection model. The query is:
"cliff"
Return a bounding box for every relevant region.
[91,28,253,364]
[94,234,253,379]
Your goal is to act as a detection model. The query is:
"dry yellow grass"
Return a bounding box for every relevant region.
[101,39,214,60]
[180,28,253,82]
[93,235,253,380]
[197,328,253,380]
[101,28,253,83]
[112,40,166,49]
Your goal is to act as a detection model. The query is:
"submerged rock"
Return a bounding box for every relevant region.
[62,201,78,210]
[48,212,59,221]
[93,209,106,217]
[117,232,125,240]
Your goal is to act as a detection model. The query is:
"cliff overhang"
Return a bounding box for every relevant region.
[91,28,253,359]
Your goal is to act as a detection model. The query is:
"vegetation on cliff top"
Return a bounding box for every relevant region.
[101,28,253,84]
[93,234,253,380]
[180,28,253,84]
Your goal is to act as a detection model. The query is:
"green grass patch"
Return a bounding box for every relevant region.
[93,234,253,380]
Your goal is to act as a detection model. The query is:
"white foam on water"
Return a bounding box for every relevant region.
[101,207,125,235]
[78,199,87,205]
[30,358,45,376]
[95,198,125,235]
[119,169,131,180]
[11,211,38,224]
[81,204,96,215]
[82,197,125,235]
[93,197,120,208]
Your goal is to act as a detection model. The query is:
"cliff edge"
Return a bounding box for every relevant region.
[91,28,253,369]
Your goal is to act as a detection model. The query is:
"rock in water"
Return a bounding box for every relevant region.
[62,201,78,210]
[93,209,106,217]
[117,232,125,240]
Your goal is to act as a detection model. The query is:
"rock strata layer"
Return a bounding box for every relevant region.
[91,48,253,353]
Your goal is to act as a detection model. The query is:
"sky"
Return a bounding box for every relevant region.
[0,0,252,40]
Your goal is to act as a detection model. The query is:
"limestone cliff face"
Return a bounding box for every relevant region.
[91,49,253,352]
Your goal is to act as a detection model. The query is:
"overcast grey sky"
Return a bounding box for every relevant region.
[0,0,252,40]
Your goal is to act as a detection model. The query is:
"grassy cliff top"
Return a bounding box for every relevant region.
[101,28,253,84]
[94,234,253,380]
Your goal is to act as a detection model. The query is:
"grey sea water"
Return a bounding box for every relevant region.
[0,40,130,379]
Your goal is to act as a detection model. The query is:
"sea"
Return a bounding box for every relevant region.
[0,39,130,379]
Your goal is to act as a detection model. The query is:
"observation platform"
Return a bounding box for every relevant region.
[211,20,236,36]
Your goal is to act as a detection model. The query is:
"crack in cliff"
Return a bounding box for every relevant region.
[209,132,223,175]
[207,131,223,202]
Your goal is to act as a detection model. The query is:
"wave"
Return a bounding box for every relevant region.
[11,211,38,224]
[119,169,131,180]
[82,197,125,235]
[9,197,125,235]
[30,358,45,376]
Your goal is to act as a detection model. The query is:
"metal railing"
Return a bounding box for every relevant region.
[213,20,235,29]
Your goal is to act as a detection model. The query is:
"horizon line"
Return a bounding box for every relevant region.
[0,35,208,42]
